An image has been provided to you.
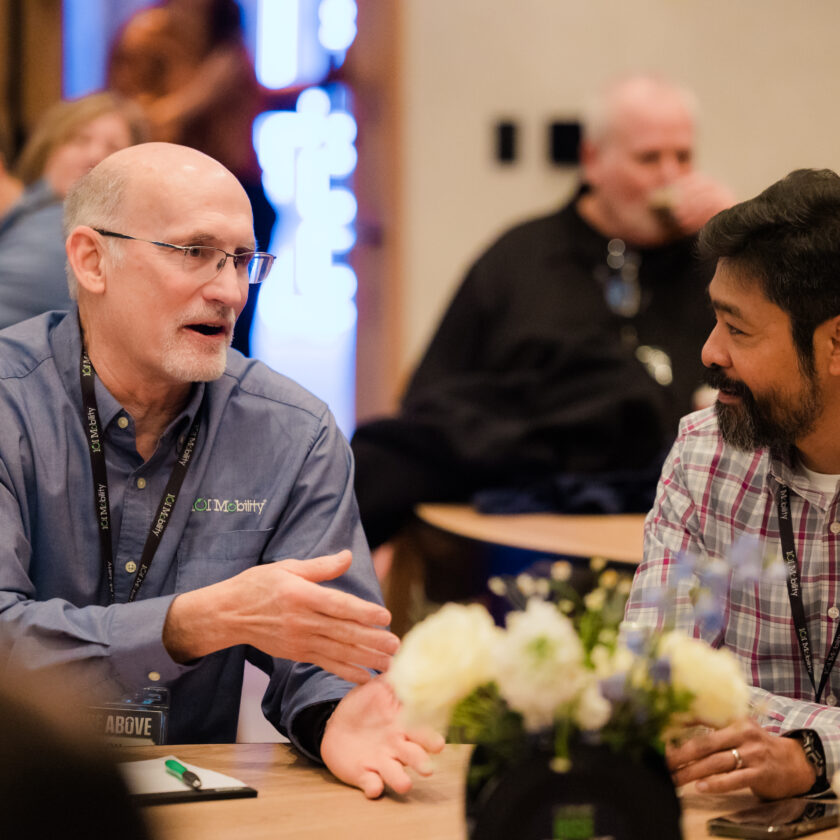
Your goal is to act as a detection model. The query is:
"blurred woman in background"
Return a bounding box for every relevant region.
[0,92,147,331]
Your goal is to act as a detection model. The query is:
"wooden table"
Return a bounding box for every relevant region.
[415,503,646,565]
[384,504,646,635]
[119,743,835,840]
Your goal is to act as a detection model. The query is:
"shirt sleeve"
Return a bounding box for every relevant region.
[624,438,718,641]
[750,687,840,778]
[253,407,384,760]
[0,460,194,696]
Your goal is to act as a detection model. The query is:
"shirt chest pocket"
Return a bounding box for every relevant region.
[175,528,273,592]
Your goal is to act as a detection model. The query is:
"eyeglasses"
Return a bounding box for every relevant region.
[93,228,275,285]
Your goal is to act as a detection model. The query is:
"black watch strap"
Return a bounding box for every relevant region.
[784,729,830,796]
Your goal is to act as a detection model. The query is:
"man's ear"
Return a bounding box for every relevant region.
[66,226,108,295]
[824,315,840,377]
[578,138,599,187]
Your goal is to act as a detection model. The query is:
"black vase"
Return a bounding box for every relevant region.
[465,738,683,840]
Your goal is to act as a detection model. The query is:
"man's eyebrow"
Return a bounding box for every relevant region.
[174,232,256,250]
[709,298,745,319]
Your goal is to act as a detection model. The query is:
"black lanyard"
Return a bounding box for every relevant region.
[777,484,840,703]
[80,349,200,604]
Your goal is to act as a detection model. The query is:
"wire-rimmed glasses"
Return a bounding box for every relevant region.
[93,228,275,285]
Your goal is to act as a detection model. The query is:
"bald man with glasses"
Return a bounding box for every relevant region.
[0,142,442,798]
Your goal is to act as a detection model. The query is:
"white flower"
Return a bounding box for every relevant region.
[487,576,507,596]
[551,561,573,581]
[599,569,619,589]
[574,679,612,731]
[387,603,499,732]
[558,598,575,615]
[590,642,637,678]
[517,574,537,597]
[494,599,588,732]
[583,588,606,611]
[658,632,749,728]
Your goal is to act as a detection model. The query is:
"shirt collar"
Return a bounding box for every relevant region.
[51,308,207,439]
[767,445,832,510]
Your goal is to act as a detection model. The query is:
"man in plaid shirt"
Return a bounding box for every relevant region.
[625,168,840,799]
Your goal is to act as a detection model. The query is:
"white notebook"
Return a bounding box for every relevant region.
[119,754,258,805]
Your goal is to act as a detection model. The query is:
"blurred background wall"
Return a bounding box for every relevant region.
[3,0,840,425]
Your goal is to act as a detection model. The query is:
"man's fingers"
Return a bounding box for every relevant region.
[305,635,394,676]
[377,757,413,796]
[309,655,375,685]
[694,768,752,794]
[357,770,385,800]
[273,558,392,627]
[394,738,436,776]
[315,582,392,627]
[671,748,746,789]
[405,727,446,754]
[309,617,399,654]
[280,550,353,583]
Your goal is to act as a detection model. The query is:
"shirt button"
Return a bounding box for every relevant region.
[125,561,137,574]
[830,522,840,535]
[827,694,838,706]
[117,416,129,429]
[830,607,840,620]
[147,671,161,682]
[136,477,147,489]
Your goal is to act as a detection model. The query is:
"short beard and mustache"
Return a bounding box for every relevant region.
[704,365,823,452]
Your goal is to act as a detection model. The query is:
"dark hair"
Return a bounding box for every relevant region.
[698,168,840,373]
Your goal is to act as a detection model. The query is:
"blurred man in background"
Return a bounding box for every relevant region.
[352,73,735,582]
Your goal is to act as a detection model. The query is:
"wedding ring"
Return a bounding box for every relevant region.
[731,748,744,771]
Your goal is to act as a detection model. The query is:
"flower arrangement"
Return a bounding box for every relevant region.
[387,558,750,778]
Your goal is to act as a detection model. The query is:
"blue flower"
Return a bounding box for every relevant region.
[599,673,630,703]
[649,656,671,684]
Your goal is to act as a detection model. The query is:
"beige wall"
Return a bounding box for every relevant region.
[396,0,840,386]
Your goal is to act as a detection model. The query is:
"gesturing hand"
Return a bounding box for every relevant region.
[164,550,400,684]
[666,718,815,800]
[321,677,445,798]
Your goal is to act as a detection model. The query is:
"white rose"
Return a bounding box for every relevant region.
[659,632,749,728]
[494,599,588,732]
[386,603,499,732]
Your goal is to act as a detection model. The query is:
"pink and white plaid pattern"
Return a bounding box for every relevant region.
[625,406,840,773]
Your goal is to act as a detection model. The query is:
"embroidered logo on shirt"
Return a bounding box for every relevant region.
[191,497,267,515]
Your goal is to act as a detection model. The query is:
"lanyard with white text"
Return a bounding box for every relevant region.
[777,484,840,703]
[80,349,201,604]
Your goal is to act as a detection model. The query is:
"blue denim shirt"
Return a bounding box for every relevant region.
[0,180,73,330]
[0,309,380,753]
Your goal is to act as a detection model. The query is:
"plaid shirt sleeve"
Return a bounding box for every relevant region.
[625,408,840,778]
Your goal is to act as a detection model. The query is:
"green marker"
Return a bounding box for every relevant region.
[165,758,202,790]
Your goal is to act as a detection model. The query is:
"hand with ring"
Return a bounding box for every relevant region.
[666,718,817,800]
